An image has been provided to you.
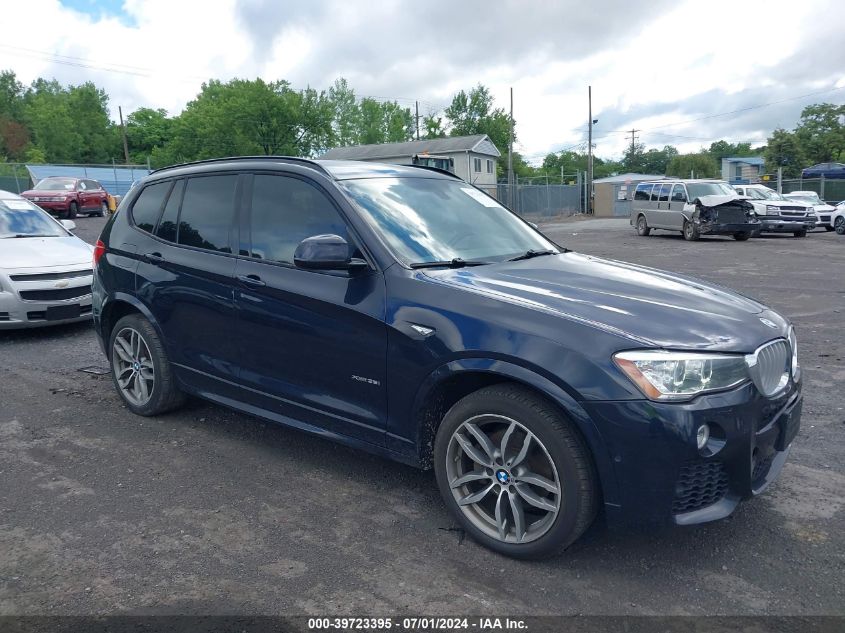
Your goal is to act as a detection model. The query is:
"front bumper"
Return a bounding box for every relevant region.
[584,380,802,527]
[698,221,760,236]
[757,217,815,232]
[21,199,71,214]
[0,270,93,329]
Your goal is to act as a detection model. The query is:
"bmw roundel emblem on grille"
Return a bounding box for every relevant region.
[496,470,511,484]
[759,317,777,329]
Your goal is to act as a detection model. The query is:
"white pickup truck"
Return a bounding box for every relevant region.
[732,184,815,237]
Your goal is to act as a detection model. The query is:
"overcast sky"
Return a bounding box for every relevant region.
[3,0,844,163]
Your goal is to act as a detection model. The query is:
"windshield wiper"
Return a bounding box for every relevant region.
[4,234,58,239]
[410,258,490,269]
[507,249,557,262]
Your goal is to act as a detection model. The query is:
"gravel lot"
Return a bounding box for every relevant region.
[1,213,843,616]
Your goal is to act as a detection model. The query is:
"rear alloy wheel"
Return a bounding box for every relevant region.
[98,200,108,217]
[636,215,651,236]
[683,219,700,241]
[794,230,807,238]
[109,314,185,416]
[835,216,845,235]
[434,384,598,559]
[733,232,751,241]
[67,201,78,219]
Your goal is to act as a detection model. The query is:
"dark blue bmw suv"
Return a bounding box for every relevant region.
[92,157,802,559]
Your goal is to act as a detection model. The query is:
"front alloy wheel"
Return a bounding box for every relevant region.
[446,415,561,544]
[434,384,598,559]
[112,327,155,407]
[835,216,845,235]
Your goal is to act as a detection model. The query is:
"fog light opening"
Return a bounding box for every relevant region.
[696,424,710,450]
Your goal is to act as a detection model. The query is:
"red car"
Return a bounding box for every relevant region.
[20,177,110,219]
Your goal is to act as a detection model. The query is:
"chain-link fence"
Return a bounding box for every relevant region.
[0,163,150,196]
[495,183,582,218]
[764,177,845,203]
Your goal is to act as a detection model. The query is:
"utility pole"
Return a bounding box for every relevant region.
[118,106,130,164]
[415,101,420,141]
[587,86,592,214]
[626,128,640,156]
[508,87,514,209]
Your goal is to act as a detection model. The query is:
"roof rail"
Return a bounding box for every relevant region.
[404,164,462,180]
[150,155,330,177]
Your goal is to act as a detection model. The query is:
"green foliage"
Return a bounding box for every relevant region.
[444,85,512,164]
[764,128,806,178]
[666,152,719,178]
[708,140,754,162]
[794,103,845,164]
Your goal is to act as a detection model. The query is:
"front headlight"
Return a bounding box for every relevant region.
[788,326,800,381]
[765,205,780,213]
[614,351,749,401]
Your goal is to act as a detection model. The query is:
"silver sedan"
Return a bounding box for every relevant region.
[0,190,94,329]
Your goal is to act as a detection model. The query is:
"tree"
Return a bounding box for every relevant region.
[794,103,845,164]
[126,108,172,163]
[666,153,719,178]
[422,113,445,139]
[708,140,754,163]
[764,128,806,178]
[328,78,360,146]
[444,84,511,158]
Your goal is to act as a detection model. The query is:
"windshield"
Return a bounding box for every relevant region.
[686,182,735,198]
[743,187,781,200]
[0,198,67,238]
[788,193,820,204]
[339,177,558,265]
[33,178,76,191]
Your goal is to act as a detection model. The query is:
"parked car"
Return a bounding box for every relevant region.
[20,177,110,219]
[631,179,759,241]
[0,190,94,329]
[782,191,838,231]
[732,184,815,237]
[832,201,845,235]
[801,162,845,180]
[92,158,802,559]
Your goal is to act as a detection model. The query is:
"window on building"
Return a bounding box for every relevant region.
[473,158,482,172]
[486,159,493,174]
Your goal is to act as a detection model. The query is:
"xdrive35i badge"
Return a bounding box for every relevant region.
[759,318,778,329]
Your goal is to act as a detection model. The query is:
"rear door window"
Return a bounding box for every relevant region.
[658,184,670,202]
[177,175,238,253]
[131,182,170,233]
[247,175,349,265]
[156,180,184,243]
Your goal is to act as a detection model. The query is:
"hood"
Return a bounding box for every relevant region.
[0,236,93,270]
[697,194,748,208]
[423,252,787,351]
[813,204,836,212]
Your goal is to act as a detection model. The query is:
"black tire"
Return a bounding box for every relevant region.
[733,232,751,241]
[108,313,185,416]
[794,230,807,238]
[835,217,845,235]
[67,201,78,219]
[434,384,599,559]
[635,215,651,236]
[98,200,108,217]
[824,225,834,232]
[683,219,700,241]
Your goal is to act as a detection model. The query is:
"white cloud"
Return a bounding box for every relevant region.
[2,0,843,163]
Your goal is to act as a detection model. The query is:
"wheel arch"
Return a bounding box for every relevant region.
[413,357,619,506]
[100,293,165,359]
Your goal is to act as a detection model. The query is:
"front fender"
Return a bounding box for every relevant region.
[412,356,620,507]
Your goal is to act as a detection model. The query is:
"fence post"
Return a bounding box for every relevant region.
[820,174,825,200]
[13,164,21,193]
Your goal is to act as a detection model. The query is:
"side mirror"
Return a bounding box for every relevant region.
[60,219,76,231]
[293,234,368,272]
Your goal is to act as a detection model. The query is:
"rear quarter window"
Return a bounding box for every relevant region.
[634,184,653,201]
[130,182,170,233]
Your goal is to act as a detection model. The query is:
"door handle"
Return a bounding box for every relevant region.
[237,274,266,288]
[144,252,164,263]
